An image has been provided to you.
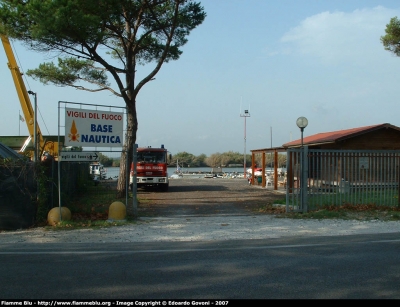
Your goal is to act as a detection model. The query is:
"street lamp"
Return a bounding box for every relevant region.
[296,116,308,212]
[240,109,250,178]
[27,90,37,162]
[296,116,308,147]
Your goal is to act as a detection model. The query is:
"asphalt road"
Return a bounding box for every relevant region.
[1,232,400,299]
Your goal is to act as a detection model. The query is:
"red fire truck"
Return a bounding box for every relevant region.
[130,145,170,191]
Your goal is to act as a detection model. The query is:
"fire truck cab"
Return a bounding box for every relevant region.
[130,145,169,191]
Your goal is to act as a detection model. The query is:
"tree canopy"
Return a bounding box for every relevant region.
[381,16,400,56]
[0,0,206,197]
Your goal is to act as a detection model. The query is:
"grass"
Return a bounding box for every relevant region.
[256,198,400,221]
[43,182,141,229]
[272,198,286,205]
[305,189,400,209]
[271,188,400,221]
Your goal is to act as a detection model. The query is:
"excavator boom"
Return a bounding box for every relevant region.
[1,35,58,159]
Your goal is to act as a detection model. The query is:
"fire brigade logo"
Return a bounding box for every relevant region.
[68,120,80,142]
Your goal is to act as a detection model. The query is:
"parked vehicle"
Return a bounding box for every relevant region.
[130,145,169,191]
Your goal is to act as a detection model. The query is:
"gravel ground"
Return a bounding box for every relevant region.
[1,178,400,243]
[1,215,400,244]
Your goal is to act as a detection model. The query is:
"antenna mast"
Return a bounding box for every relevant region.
[240,100,250,178]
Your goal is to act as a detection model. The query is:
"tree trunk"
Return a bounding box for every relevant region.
[116,109,137,205]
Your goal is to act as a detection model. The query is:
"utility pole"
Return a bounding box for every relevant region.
[240,109,250,178]
[28,90,38,162]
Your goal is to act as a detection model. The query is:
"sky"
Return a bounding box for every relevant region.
[1,0,400,156]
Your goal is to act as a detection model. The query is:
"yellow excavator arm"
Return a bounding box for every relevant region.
[1,35,58,159]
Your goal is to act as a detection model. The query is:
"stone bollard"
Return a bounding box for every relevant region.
[108,201,126,222]
[47,207,72,226]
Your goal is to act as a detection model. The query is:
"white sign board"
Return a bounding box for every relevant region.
[64,108,124,148]
[59,152,99,162]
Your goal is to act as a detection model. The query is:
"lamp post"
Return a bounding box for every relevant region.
[240,109,250,178]
[296,116,308,212]
[296,116,308,147]
[28,90,38,162]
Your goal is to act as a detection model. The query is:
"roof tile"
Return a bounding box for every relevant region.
[283,124,389,147]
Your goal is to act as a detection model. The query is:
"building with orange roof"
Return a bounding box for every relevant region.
[282,123,400,150]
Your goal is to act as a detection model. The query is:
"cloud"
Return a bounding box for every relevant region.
[312,103,331,114]
[280,6,400,65]
[197,135,209,140]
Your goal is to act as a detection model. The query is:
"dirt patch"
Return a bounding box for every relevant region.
[136,178,286,217]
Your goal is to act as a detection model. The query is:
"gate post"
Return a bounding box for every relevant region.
[398,163,400,208]
[285,150,290,212]
[301,146,309,213]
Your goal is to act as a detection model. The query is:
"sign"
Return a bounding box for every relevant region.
[59,151,99,162]
[64,107,124,148]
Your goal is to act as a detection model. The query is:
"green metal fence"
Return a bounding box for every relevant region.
[286,148,400,212]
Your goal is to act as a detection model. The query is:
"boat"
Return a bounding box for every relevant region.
[247,167,282,177]
[89,162,107,180]
[170,173,183,179]
[173,159,184,176]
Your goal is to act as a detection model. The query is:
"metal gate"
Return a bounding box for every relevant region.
[286,147,400,212]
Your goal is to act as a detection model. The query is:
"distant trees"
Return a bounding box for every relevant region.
[277,153,287,167]
[171,151,197,167]
[381,17,400,56]
[98,153,113,167]
[191,154,207,167]
[169,151,286,168]
[112,160,121,167]
[203,151,246,167]
[103,150,286,168]
[253,152,287,168]
[204,153,222,168]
